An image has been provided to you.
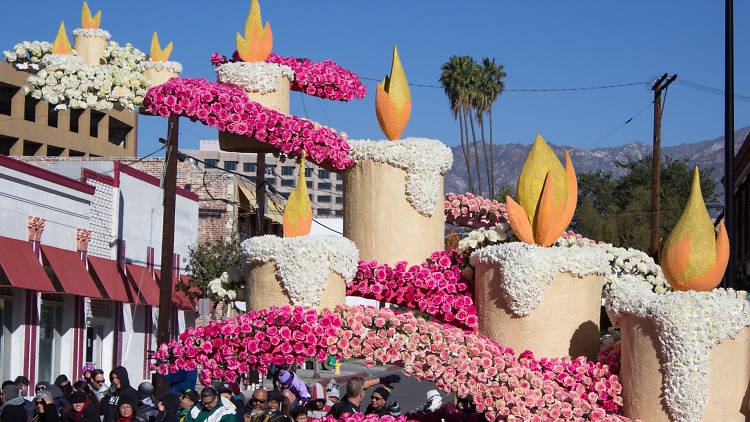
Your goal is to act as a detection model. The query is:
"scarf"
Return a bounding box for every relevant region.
[0,395,25,417]
[73,402,89,419]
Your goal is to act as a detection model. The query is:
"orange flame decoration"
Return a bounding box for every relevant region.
[282,152,312,237]
[150,32,173,63]
[52,21,73,55]
[659,167,729,291]
[375,45,411,141]
[505,135,577,247]
[81,2,101,29]
[236,0,273,63]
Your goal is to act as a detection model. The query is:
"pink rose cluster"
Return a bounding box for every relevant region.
[155,304,628,421]
[142,78,354,170]
[346,250,478,331]
[444,192,508,229]
[597,340,621,375]
[309,415,416,422]
[210,52,367,102]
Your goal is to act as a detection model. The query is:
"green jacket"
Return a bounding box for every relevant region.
[178,408,191,422]
[184,398,237,422]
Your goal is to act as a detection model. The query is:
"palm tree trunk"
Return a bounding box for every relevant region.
[488,108,495,199]
[479,113,491,199]
[466,106,482,195]
[458,106,474,193]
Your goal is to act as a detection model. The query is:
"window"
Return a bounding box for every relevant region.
[108,117,131,147]
[336,184,343,191]
[248,176,257,183]
[281,179,294,187]
[305,168,313,178]
[23,140,42,156]
[306,181,313,189]
[224,161,238,171]
[47,145,64,156]
[0,83,18,116]
[85,319,104,368]
[266,165,277,175]
[47,103,58,128]
[318,169,330,179]
[90,111,105,137]
[318,208,332,216]
[337,173,343,181]
[69,109,84,133]
[0,135,18,156]
[243,162,256,172]
[37,302,63,385]
[266,178,276,187]
[69,149,85,157]
[0,297,13,382]
[205,159,219,168]
[281,192,290,199]
[282,166,294,176]
[318,195,331,203]
[335,210,343,217]
[24,96,39,122]
[335,196,343,204]
[318,182,331,190]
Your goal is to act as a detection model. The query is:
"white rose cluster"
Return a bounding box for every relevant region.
[7,40,150,111]
[347,138,453,216]
[216,62,294,94]
[606,276,750,422]
[207,271,238,301]
[457,223,513,252]
[3,41,53,70]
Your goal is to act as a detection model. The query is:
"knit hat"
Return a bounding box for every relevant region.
[426,390,440,401]
[81,364,96,374]
[276,370,293,386]
[310,383,326,402]
[70,391,87,404]
[2,384,20,400]
[373,386,391,400]
[138,382,155,400]
[327,387,339,399]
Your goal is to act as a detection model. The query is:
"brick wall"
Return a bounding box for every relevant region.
[86,179,116,258]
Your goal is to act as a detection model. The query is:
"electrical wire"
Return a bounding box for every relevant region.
[677,80,750,102]
[584,101,654,150]
[359,77,649,92]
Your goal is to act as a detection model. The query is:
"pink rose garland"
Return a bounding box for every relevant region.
[153,305,630,421]
[444,193,508,229]
[346,250,478,331]
[142,78,354,170]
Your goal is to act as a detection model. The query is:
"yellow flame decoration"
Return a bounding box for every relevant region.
[375,45,411,141]
[150,32,173,63]
[81,2,101,29]
[51,21,73,55]
[659,166,729,291]
[236,0,273,63]
[282,152,312,237]
[505,134,577,247]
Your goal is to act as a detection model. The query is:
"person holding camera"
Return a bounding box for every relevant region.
[32,390,60,422]
[101,366,138,422]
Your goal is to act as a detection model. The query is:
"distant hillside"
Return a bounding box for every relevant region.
[445,126,750,198]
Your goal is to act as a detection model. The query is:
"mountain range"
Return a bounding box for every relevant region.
[444,126,750,198]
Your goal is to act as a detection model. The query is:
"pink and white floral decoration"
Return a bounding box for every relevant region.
[444,192,508,229]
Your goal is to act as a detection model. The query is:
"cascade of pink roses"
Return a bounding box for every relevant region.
[597,341,621,375]
[142,78,354,170]
[346,250,478,331]
[210,52,367,102]
[153,305,630,421]
[310,416,417,422]
[444,193,508,229]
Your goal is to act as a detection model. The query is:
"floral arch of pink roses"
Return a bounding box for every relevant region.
[444,192,508,229]
[153,305,632,422]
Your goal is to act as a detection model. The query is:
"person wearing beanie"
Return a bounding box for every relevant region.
[55,374,73,404]
[0,383,27,421]
[81,365,96,383]
[304,383,327,419]
[102,366,138,422]
[61,391,100,422]
[137,382,158,422]
[364,386,391,416]
[275,371,310,404]
[117,396,145,422]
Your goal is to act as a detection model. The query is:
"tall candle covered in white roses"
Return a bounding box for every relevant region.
[73,28,110,66]
[343,138,452,267]
[470,242,609,360]
[240,235,359,311]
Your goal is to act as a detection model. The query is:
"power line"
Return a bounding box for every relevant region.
[677,79,750,102]
[584,100,655,150]
[359,77,649,92]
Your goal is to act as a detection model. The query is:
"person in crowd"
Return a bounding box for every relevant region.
[184,387,236,422]
[215,384,233,402]
[163,369,197,396]
[54,375,73,403]
[279,390,296,411]
[15,376,31,402]
[61,391,99,422]
[274,372,308,405]
[246,408,288,422]
[326,377,363,418]
[137,383,159,422]
[33,389,61,422]
[290,407,306,422]
[117,397,146,422]
[80,365,96,384]
[101,366,138,422]
[266,391,282,412]
[386,401,400,417]
[154,393,179,422]
[177,390,199,421]
[89,370,109,401]
[364,386,391,416]
[70,382,101,414]
[243,389,266,417]
[423,390,442,412]
[277,398,291,422]
[45,385,68,415]
[1,383,28,421]
[324,383,339,407]
[304,383,327,419]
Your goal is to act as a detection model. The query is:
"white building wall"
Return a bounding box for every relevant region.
[88,179,118,259]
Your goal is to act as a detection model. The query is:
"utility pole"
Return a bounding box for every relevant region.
[724,0,736,287]
[649,73,677,259]
[256,153,266,236]
[154,115,179,397]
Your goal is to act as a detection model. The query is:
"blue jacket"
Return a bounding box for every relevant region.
[163,369,197,395]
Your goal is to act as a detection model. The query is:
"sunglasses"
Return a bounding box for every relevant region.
[251,398,266,403]
[35,387,45,392]
[371,396,384,401]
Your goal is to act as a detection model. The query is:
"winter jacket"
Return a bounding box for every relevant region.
[32,402,61,422]
[61,404,100,422]
[0,401,28,422]
[102,366,139,422]
[184,397,237,422]
[138,401,159,422]
[154,394,179,422]
[163,370,197,395]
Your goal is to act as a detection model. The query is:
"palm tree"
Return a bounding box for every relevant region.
[440,56,475,193]
[480,58,506,198]
[465,59,483,196]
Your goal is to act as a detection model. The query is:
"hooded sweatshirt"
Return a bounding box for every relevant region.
[102,366,139,422]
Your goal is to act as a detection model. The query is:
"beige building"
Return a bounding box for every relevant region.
[184,140,344,218]
[0,61,137,157]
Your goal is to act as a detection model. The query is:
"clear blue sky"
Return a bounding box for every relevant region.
[3,1,750,156]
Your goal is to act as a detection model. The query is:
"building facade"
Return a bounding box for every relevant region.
[734,132,750,289]
[0,155,197,386]
[185,140,344,218]
[0,61,138,158]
